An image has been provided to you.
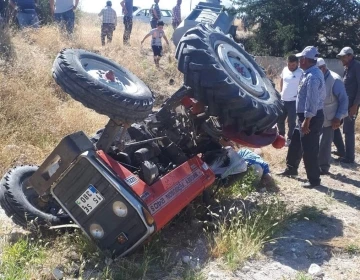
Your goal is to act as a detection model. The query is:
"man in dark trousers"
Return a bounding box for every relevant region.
[120,0,133,45]
[332,47,360,164]
[150,0,161,29]
[278,46,326,188]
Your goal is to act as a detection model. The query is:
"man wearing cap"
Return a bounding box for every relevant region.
[332,47,360,164]
[278,46,326,188]
[317,58,348,174]
[99,1,117,46]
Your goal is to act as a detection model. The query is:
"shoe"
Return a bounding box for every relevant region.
[331,151,345,157]
[336,157,355,164]
[320,169,330,175]
[277,169,298,177]
[301,182,320,188]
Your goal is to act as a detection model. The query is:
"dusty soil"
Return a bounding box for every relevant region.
[0,149,359,280]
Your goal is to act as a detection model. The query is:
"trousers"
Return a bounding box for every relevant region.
[286,110,324,185]
[319,126,334,172]
[277,100,297,140]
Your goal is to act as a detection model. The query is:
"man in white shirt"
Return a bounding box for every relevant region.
[277,54,303,145]
[50,0,79,34]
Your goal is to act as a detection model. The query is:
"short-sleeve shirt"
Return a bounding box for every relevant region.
[149,28,164,47]
[150,3,161,21]
[14,0,36,10]
[280,67,303,101]
[54,0,74,14]
[124,0,133,18]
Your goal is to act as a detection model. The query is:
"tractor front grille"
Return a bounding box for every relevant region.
[52,154,149,256]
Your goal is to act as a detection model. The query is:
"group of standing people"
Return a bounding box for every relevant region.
[99,0,182,46]
[278,46,359,188]
[9,0,78,33]
[99,0,181,67]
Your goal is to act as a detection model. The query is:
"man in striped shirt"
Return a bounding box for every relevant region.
[172,0,181,29]
[98,1,117,46]
[278,46,326,188]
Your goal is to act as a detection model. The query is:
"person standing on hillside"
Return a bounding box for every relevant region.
[278,46,326,188]
[50,0,79,34]
[277,54,303,146]
[9,0,39,28]
[141,20,169,68]
[332,47,360,164]
[172,0,182,29]
[120,0,133,45]
[99,1,117,46]
[149,0,161,29]
[316,58,348,174]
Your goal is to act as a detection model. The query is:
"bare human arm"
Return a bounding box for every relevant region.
[163,34,169,45]
[120,0,126,15]
[280,78,283,92]
[73,0,79,10]
[141,33,152,45]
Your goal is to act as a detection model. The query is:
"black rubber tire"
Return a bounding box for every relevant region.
[176,24,283,133]
[0,165,70,230]
[52,49,155,123]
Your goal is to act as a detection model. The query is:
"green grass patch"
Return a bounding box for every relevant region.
[0,237,46,280]
[344,244,360,255]
[209,197,288,270]
[217,167,258,199]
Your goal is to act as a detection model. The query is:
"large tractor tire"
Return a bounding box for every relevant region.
[52,49,155,123]
[176,24,283,134]
[0,166,70,230]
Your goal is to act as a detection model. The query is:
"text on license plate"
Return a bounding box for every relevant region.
[75,185,104,215]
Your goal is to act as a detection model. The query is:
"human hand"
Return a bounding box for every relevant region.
[73,5,77,11]
[331,118,341,130]
[301,120,310,134]
[349,104,358,118]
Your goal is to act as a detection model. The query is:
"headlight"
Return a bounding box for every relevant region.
[89,224,104,239]
[113,201,128,217]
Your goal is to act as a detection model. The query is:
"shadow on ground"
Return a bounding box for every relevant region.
[263,206,344,271]
[329,173,360,188]
[315,185,360,210]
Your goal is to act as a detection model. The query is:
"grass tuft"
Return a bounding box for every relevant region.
[0,237,46,279]
[210,197,288,270]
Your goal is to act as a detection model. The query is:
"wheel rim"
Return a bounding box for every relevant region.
[81,58,139,94]
[22,178,68,219]
[216,42,266,97]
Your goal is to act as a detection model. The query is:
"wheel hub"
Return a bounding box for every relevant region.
[81,58,139,94]
[217,43,266,97]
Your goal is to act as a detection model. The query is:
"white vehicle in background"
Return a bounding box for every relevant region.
[132,8,173,25]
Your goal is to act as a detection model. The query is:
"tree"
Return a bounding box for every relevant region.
[233,0,360,58]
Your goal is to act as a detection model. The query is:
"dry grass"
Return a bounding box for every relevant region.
[1,14,360,279]
[0,17,182,175]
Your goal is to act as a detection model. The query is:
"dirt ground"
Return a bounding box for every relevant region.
[199,148,360,280]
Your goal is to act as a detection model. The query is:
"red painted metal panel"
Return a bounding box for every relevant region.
[97,151,215,231]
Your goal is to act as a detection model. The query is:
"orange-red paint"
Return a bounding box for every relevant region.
[97,151,215,231]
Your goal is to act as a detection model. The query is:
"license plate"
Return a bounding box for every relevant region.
[75,185,104,215]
